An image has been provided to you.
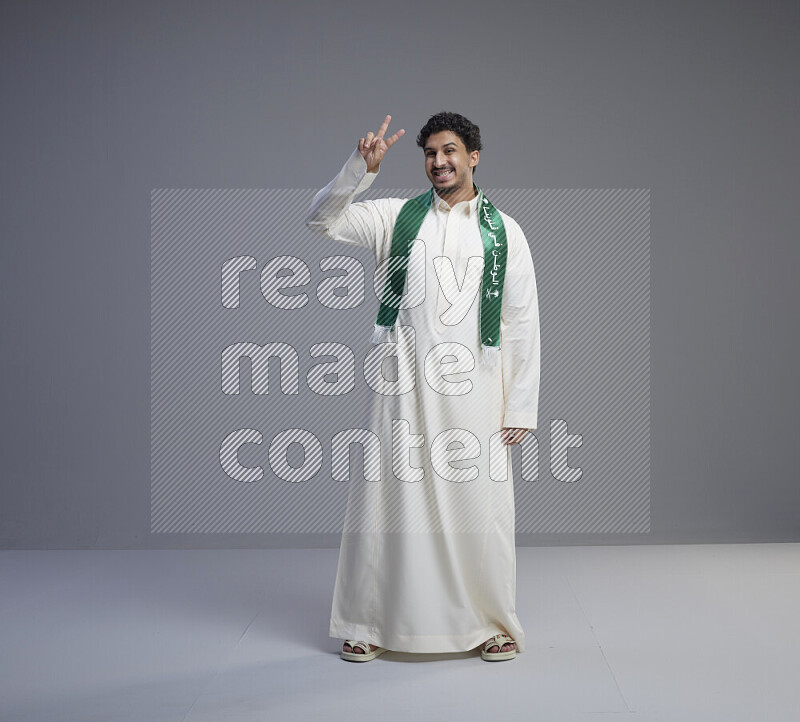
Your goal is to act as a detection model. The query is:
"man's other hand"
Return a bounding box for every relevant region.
[501,428,531,445]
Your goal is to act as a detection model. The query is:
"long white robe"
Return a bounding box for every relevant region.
[305,148,540,653]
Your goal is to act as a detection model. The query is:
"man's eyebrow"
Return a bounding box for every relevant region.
[424,142,458,152]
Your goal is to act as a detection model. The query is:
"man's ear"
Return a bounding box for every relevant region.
[470,150,479,170]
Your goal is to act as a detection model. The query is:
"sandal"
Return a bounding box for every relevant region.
[341,639,387,662]
[481,633,517,661]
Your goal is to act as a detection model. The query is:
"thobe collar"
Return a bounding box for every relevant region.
[432,183,481,217]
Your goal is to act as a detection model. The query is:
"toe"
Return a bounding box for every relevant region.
[484,636,516,654]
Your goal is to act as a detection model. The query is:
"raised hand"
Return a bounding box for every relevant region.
[358,115,405,173]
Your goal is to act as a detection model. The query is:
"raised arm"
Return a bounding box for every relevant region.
[305,115,405,251]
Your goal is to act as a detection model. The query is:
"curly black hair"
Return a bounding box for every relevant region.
[416,111,482,176]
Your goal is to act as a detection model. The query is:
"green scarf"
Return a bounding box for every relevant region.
[371,186,508,366]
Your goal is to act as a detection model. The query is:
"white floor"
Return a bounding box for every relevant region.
[1,543,798,722]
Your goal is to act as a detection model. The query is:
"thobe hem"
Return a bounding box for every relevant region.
[501,410,539,430]
[330,619,527,654]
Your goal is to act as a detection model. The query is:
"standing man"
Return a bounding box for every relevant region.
[305,112,540,662]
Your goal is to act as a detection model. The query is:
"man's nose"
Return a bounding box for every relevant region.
[434,153,448,167]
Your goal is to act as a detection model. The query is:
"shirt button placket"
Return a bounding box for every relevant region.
[435,203,453,333]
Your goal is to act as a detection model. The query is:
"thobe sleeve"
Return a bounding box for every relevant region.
[499,217,541,430]
[304,147,399,261]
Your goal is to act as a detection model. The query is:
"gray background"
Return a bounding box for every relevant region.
[1,0,797,548]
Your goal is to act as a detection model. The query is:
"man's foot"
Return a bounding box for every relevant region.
[484,637,516,654]
[340,639,387,662]
[342,641,379,654]
[481,633,517,661]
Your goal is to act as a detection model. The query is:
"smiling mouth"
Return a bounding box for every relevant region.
[433,169,454,180]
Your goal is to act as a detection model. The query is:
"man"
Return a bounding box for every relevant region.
[305,112,540,662]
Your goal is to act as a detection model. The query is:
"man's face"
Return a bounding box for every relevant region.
[423,130,479,197]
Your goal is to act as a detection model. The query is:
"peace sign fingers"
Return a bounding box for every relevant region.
[375,115,405,147]
[357,114,405,172]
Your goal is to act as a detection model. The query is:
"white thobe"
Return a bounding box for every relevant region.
[305,148,540,653]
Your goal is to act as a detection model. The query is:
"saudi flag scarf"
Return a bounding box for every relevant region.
[370,186,508,367]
